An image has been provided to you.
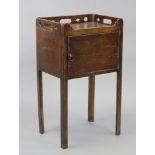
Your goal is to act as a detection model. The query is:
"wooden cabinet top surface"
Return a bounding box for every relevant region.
[70,22,112,30]
[36,14,123,36]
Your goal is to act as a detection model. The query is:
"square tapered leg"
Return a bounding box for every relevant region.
[88,75,95,122]
[116,70,122,135]
[37,70,44,134]
[60,77,68,149]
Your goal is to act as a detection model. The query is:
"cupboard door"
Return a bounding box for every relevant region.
[68,32,119,78]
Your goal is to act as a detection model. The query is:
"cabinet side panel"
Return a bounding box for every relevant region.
[36,23,61,77]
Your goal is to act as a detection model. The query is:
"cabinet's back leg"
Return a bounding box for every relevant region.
[116,70,122,135]
[88,75,95,122]
[60,77,68,149]
[37,70,44,134]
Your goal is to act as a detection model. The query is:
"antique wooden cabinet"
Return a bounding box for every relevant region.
[36,14,123,149]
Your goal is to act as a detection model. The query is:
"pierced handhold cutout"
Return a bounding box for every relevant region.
[84,17,88,22]
[60,19,71,24]
[96,18,100,22]
[76,18,80,22]
[103,19,112,24]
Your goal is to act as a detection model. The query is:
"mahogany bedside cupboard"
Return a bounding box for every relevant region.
[36,14,123,149]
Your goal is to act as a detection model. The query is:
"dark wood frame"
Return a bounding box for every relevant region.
[36,14,123,149]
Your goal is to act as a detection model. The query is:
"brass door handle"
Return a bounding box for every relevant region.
[68,53,73,62]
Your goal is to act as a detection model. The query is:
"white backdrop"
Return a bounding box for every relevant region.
[20,0,136,154]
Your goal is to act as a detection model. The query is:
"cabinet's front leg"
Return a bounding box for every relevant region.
[88,75,95,122]
[116,69,122,135]
[60,77,68,149]
[37,70,44,134]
